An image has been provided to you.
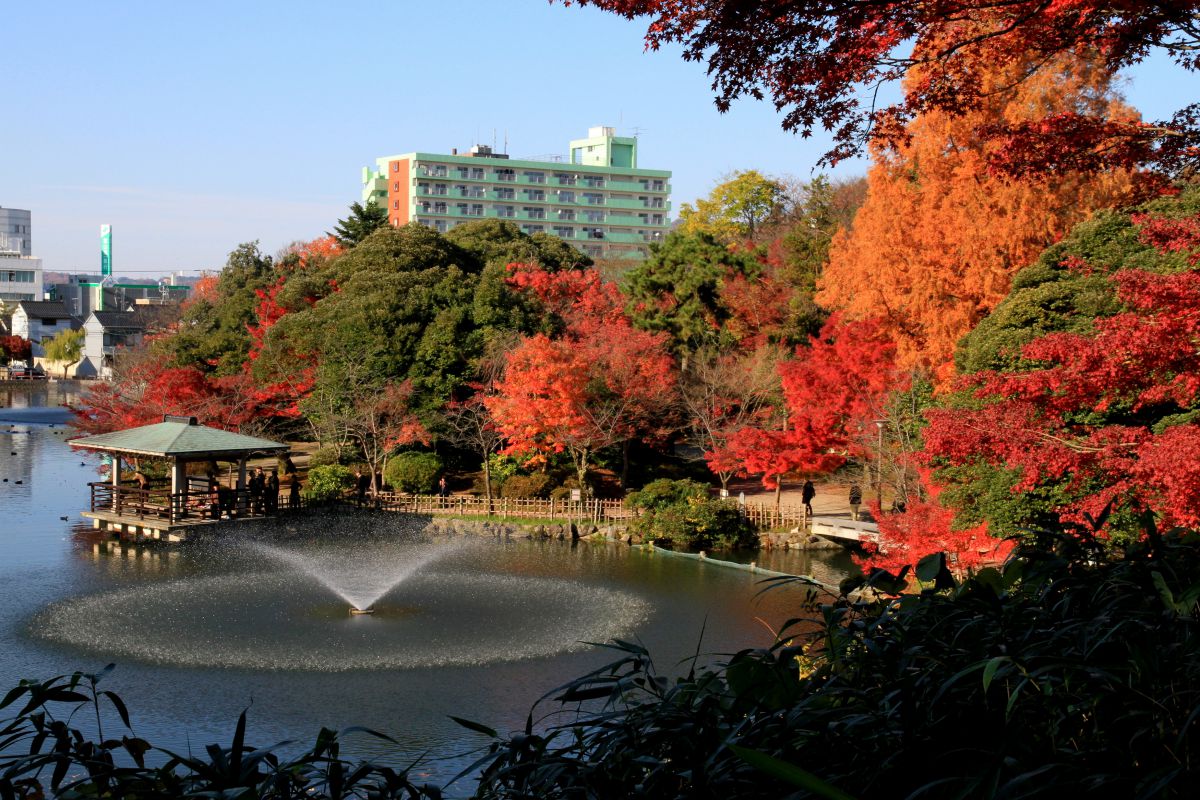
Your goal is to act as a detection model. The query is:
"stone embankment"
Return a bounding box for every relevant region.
[423,517,841,550]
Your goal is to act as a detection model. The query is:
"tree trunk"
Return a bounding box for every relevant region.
[620,439,630,490]
[483,459,492,501]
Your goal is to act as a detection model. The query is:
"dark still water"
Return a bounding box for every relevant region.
[0,384,855,790]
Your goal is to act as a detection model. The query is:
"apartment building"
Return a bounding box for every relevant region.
[0,207,42,303]
[362,127,671,260]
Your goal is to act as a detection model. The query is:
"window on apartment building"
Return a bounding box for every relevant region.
[467,186,485,198]
[585,210,605,223]
[432,184,448,195]
[584,245,603,257]
[496,187,515,199]
[558,209,576,221]
[418,182,429,193]
[553,226,575,239]
[457,203,469,214]
[652,214,664,224]
[470,168,484,180]
[457,167,470,179]
[496,206,515,217]
[649,198,664,208]
[525,189,545,202]
[392,163,399,172]
[470,204,484,216]
[558,190,575,203]
[521,224,544,234]
[432,165,447,176]
[555,173,576,185]
[393,181,400,192]
[523,171,545,184]
[495,168,515,182]
[456,184,470,196]
[524,207,546,219]
[435,221,448,232]
[393,200,400,209]
[583,176,605,188]
[583,192,604,205]
[581,227,605,240]
[435,202,447,213]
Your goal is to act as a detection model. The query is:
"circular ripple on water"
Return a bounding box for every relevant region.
[32,571,650,671]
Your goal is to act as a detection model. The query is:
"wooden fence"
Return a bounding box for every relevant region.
[364,492,811,530]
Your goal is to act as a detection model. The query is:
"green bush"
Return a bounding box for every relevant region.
[384,452,443,493]
[500,473,554,499]
[302,465,353,502]
[624,479,754,550]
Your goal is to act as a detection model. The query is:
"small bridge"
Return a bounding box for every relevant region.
[809,516,881,545]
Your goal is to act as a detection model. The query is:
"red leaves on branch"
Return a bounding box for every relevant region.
[716,316,903,488]
[488,265,677,483]
[925,214,1200,530]
[859,470,1006,577]
[569,0,1200,176]
[0,336,32,363]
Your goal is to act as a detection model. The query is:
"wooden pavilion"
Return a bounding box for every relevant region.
[71,414,292,541]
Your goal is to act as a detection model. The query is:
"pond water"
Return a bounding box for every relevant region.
[0,384,856,790]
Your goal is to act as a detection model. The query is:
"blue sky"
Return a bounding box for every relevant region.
[4,0,1197,274]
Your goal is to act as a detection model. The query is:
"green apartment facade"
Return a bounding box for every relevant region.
[362,127,671,260]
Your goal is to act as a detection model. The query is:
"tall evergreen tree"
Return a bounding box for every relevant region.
[329,201,388,248]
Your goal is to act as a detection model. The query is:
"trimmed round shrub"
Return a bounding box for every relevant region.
[302,465,354,502]
[500,473,554,499]
[627,479,755,550]
[384,452,443,494]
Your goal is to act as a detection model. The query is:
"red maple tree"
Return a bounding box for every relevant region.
[487,265,678,491]
[924,210,1200,533]
[716,316,904,494]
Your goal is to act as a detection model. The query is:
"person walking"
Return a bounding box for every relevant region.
[801,480,815,518]
[265,469,279,514]
[438,476,449,507]
[849,483,863,521]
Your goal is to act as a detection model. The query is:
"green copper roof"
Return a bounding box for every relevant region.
[71,416,287,458]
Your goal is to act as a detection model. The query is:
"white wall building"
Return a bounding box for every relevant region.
[10,301,80,358]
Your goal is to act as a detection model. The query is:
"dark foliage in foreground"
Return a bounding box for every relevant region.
[465,532,1200,799]
[6,532,1200,798]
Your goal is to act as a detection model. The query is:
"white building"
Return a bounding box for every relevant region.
[78,310,145,379]
[10,301,80,358]
[0,207,42,304]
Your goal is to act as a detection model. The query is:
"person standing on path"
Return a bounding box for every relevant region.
[438,476,449,507]
[288,472,301,509]
[849,483,863,521]
[265,469,279,514]
[801,480,815,518]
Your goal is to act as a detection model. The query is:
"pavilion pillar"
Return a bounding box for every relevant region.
[237,457,248,515]
[171,459,187,519]
[111,454,122,513]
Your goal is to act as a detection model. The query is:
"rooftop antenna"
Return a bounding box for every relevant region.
[503,130,508,154]
[631,126,647,138]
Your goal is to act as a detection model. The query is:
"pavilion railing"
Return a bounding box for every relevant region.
[88,482,304,524]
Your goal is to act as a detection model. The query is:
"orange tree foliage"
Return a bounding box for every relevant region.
[818,54,1139,383]
[487,265,678,491]
[713,316,903,490]
[922,188,1200,544]
[570,1,1200,178]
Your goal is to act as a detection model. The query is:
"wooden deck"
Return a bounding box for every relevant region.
[84,482,305,542]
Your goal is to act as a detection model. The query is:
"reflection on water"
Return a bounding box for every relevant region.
[0,387,857,787]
